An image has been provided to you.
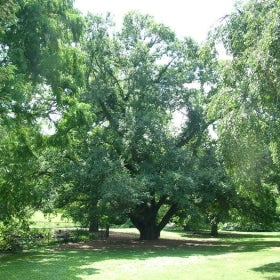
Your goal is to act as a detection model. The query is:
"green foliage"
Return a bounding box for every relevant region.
[0,126,44,222]
[0,219,44,252]
[0,0,84,229]
[208,0,279,219]
[0,221,24,252]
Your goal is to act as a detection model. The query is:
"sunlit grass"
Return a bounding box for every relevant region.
[0,229,279,280]
[29,211,77,229]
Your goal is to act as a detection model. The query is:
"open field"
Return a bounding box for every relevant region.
[0,229,279,280]
[29,211,77,229]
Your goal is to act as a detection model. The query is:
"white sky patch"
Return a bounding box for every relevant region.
[208,124,218,140]
[39,111,61,135]
[39,110,61,136]
[74,0,236,43]
[169,108,188,136]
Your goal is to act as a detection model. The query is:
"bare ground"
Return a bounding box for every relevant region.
[59,230,220,250]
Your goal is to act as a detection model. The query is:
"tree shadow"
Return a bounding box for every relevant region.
[253,262,280,274]
[0,250,101,280]
[180,230,280,240]
[0,231,279,280]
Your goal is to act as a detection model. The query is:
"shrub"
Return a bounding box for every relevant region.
[0,221,46,253]
[0,222,26,252]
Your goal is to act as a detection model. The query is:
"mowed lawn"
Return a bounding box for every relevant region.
[0,229,279,280]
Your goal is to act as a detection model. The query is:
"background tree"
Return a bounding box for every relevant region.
[208,0,279,222]
[193,144,237,236]
[0,0,84,227]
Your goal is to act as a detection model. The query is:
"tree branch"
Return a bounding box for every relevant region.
[153,57,176,83]
[157,204,177,232]
[155,195,167,212]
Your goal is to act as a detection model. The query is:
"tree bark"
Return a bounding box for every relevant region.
[210,217,218,237]
[130,200,177,240]
[89,218,99,233]
[139,224,160,240]
[130,201,160,240]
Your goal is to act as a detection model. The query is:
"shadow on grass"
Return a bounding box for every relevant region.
[252,262,280,274]
[0,231,279,280]
[0,250,101,280]
[179,230,280,240]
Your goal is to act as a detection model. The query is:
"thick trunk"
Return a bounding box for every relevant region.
[130,200,159,240]
[139,224,160,240]
[130,200,177,240]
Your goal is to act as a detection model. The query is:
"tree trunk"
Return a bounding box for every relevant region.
[130,201,159,240]
[130,219,160,240]
[139,224,160,240]
[130,200,177,240]
[210,217,218,237]
[89,218,99,233]
[105,225,110,238]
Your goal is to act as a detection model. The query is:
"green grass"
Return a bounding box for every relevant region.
[0,230,279,280]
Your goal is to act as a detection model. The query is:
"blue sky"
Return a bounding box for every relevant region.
[74,0,236,42]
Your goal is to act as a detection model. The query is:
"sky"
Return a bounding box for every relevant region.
[74,0,236,43]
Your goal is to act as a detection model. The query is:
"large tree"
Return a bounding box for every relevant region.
[53,12,218,240]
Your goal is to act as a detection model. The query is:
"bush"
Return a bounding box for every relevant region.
[222,222,278,232]
[0,222,46,253]
[0,222,26,252]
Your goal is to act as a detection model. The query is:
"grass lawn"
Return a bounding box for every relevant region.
[0,229,279,280]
